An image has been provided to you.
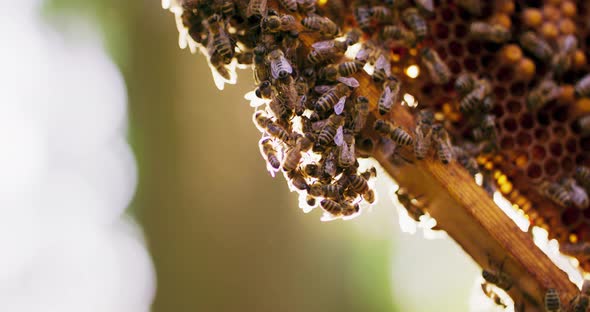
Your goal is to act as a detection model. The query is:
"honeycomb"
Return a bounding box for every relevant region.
[397,0,590,269]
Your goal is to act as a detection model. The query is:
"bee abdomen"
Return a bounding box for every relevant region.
[391,127,414,146]
[544,288,561,312]
[320,199,343,215]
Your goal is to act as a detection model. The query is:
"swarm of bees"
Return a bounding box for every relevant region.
[164,0,590,308]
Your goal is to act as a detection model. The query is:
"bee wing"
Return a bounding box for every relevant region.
[334,96,346,115]
[334,125,344,146]
[281,57,293,74]
[312,40,334,50]
[337,77,359,88]
[355,47,370,61]
[270,60,281,80]
[415,0,434,14]
[381,85,394,104]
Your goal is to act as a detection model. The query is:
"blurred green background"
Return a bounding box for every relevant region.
[43,1,480,311]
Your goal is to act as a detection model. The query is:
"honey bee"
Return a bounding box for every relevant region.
[552,35,577,77]
[402,8,427,40]
[303,163,320,178]
[315,79,357,113]
[374,120,414,146]
[297,0,316,14]
[575,166,590,189]
[301,15,340,38]
[460,78,491,113]
[259,137,281,171]
[373,54,392,82]
[354,44,372,67]
[274,75,297,109]
[571,283,590,312]
[255,80,273,99]
[481,283,507,309]
[456,0,482,16]
[337,134,356,167]
[268,49,293,80]
[338,61,361,77]
[482,259,513,291]
[414,110,434,160]
[261,15,282,33]
[544,288,561,312]
[322,183,343,199]
[207,14,234,64]
[247,0,268,19]
[382,25,417,47]
[421,48,450,85]
[353,96,370,133]
[453,146,480,176]
[363,189,376,204]
[540,181,572,208]
[395,187,425,222]
[307,39,348,64]
[560,177,589,210]
[348,173,369,194]
[209,53,231,80]
[454,73,475,97]
[370,6,392,23]
[278,0,297,12]
[341,201,360,217]
[526,79,558,111]
[283,136,313,172]
[469,22,510,44]
[575,74,590,97]
[317,64,339,82]
[255,112,291,141]
[320,198,343,216]
[318,114,345,145]
[236,51,253,65]
[378,76,401,115]
[354,5,372,33]
[345,29,362,46]
[305,195,316,206]
[432,124,453,164]
[287,169,309,190]
[253,45,269,84]
[520,32,553,62]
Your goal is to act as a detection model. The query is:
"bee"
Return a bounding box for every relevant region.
[402,8,427,40]
[561,177,589,210]
[318,114,345,145]
[297,0,316,14]
[432,124,453,164]
[261,15,282,33]
[544,288,561,312]
[315,79,357,113]
[317,64,339,82]
[354,5,372,33]
[322,183,343,199]
[259,137,281,171]
[378,76,401,115]
[520,32,553,62]
[382,25,417,47]
[253,45,269,84]
[236,51,253,65]
[255,112,290,142]
[552,35,577,77]
[526,79,558,111]
[374,120,414,146]
[345,29,362,46]
[267,49,293,80]
[341,201,360,217]
[307,39,348,64]
[460,78,491,113]
[301,15,340,38]
[320,198,343,216]
[373,54,392,82]
[453,146,480,176]
[571,283,590,312]
[370,6,392,23]
[575,166,590,189]
[415,0,434,15]
[283,136,313,172]
[255,80,273,99]
[303,163,320,178]
[395,188,425,222]
[456,0,482,16]
[482,259,513,291]
[337,134,356,167]
[469,22,510,44]
[421,48,450,85]
[354,44,372,67]
[278,0,297,12]
[414,110,434,160]
[216,0,235,17]
[209,53,231,80]
[207,14,234,64]
[353,96,370,133]
[274,75,297,108]
[454,73,475,96]
[247,0,268,19]
[309,182,323,197]
[306,195,316,206]
[348,174,369,194]
[575,74,590,97]
[540,181,572,208]
[287,169,309,190]
[338,61,361,77]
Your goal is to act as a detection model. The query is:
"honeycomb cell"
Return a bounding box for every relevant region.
[501,136,515,149]
[449,41,463,57]
[492,105,504,118]
[510,82,526,97]
[435,23,450,39]
[544,159,560,176]
[532,145,546,160]
[463,57,478,72]
[503,117,518,132]
[566,138,578,153]
[467,40,482,55]
[537,111,550,126]
[549,142,563,157]
[516,131,533,147]
[520,113,535,129]
[507,100,522,114]
[552,126,567,137]
[496,66,514,81]
[494,86,507,100]
[534,128,549,141]
[552,106,569,122]
[562,157,575,172]
[563,208,582,227]
[435,46,448,60]
[454,24,468,38]
[448,60,461,74]
[527,163,543,179]
[441,7,455,21]
[581,136,590,152]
